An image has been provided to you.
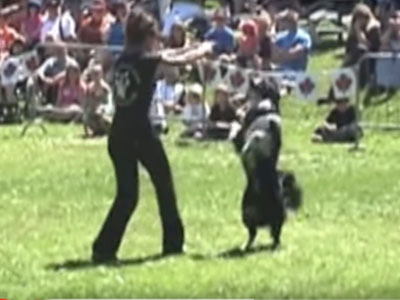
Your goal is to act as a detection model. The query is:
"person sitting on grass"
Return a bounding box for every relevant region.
[206,83,238,140]
[21,0,43,47]
[204,8,235,57]
[83,64,113,137]
[33,43,78,105]
[318,4,381,104]
[181,82,209,138]
[255,9,274,70]
[343,4,380,69]
[237,19,260,68]
[107,0,128,51]
[271,9,312,72]
[0,38,27,105]
[312,98,362,143]
[41,61,85,123]
[0,6,24,61]
[153,66,185,114]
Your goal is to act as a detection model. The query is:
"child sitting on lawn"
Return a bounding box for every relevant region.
[181,83,209,138]
[312,97,362,143]
[206,83,238,140]
[83,64,113,137]
[153,66,184,114]
[1,38,27,105]
[41,61,86,123]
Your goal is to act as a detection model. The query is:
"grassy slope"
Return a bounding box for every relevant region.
[1,50,400,299]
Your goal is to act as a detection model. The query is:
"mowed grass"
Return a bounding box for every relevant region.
[1,49,400,300]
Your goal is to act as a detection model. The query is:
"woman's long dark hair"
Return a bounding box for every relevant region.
[168,22,186,48]
[125,7,160,50]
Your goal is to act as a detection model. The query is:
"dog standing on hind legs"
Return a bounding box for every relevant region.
[233,99,303,251]
[240,106,284,250]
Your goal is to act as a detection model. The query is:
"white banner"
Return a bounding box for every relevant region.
[197,61,221,88]
[223,65,250,95]
[198,61,357,101]
[330,67,357,100]
[294,72,320,101]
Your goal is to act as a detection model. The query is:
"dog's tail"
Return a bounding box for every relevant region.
[280,171,303,211]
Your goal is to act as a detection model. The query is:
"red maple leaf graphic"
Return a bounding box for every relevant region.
[230,70,245,88]
[299,77,315,96]
[335,73,352,93]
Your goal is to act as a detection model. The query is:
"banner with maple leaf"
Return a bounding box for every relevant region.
[196,61,358,101]
[222,65,250,95]
[330,68,356,100]
[294,73,320,101]
[197,61,221,88]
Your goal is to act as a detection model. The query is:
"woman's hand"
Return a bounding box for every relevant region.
[161,41,215,66]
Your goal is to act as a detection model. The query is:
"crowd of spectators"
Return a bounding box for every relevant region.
[0,0,399,142]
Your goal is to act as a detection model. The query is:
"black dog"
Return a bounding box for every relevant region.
[239,103,284,250]
[239,110,303,250]
[232,77,281,154]
[232,78,302,250]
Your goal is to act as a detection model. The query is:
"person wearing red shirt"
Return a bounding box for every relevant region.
[0,7,23,57]
[21,0,43,46]
[78,0,112,44]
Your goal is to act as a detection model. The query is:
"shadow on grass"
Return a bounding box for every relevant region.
[46,253,168,271]
[191,244,277,261]
[46,245,277,271]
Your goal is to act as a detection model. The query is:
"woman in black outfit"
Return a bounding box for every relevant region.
[92,8,213,263]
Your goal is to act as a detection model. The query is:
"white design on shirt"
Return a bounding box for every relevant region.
[113,66,141,107]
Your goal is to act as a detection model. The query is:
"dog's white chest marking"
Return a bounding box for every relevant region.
[241,113,281,160]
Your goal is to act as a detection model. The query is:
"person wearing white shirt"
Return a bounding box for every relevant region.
[181,83,209,138]
[153,66,185,113]
[40,0,76,42]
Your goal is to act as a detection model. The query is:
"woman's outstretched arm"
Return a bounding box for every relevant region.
[159,42,214,66]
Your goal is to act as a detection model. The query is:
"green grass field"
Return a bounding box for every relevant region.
[1,49,400,300]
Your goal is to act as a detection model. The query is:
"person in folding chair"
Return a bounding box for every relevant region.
[92,7,214,263]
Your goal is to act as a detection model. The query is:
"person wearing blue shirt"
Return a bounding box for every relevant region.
[107,0,127,56]
[204,9,235,55]
[272,9,312,71]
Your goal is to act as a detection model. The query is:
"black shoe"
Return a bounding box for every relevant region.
[162,240,185,256]
[91,252,118,264]
[162,247,184,257]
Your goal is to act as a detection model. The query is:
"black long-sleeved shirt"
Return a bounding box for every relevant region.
[111,51,161,135]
